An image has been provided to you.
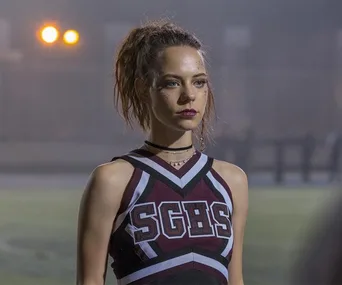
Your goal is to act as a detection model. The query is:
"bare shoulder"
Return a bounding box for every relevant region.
[91,159,134,189]
[212,159,248,190]
[212,159,248,209]
[82,159,135,208]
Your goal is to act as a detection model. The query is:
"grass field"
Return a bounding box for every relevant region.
[0,185,338,285]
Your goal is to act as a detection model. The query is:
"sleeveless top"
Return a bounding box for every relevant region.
[108,149,234,285]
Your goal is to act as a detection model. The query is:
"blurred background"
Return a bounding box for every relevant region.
[0,0,341,284]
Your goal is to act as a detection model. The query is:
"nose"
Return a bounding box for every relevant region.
[180,85,196,102]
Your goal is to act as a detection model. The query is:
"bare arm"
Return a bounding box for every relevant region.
[214,161,249,285]
[76,160,133,285]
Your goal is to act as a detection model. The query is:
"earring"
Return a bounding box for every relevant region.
[199,122,206,152]
[200,137,205,152]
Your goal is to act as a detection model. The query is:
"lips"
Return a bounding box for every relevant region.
[176,109,198,118]
[177,109,197,115]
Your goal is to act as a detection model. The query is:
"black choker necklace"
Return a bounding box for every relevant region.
[144,140,193,151]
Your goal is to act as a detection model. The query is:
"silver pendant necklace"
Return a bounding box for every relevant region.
[168,150,197,167]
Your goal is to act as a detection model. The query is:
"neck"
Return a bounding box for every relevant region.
[143,121,197,166]
[146,130,195,165]
[147,124,193,150]
[147,132,193,148]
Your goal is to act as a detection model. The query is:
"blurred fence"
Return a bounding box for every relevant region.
[210,132,342,184]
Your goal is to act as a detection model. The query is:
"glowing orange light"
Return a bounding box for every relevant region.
[63,30,80,45]
[40,25,59,44]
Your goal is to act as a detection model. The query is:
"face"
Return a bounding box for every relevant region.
[148,46,209,132]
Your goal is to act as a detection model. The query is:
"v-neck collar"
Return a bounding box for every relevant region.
[122,149,213,195]
[130,148,201,178]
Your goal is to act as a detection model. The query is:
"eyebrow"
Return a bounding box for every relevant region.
[161,73,207,79]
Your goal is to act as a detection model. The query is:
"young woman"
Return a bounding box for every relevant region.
[77,21,248,285]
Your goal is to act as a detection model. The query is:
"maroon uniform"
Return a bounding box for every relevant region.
[109,149,234,285]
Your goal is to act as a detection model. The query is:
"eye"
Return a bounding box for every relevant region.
[164,80,180,88]
[194,79,207,88]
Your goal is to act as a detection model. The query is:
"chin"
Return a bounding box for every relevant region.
[173,120,200,131]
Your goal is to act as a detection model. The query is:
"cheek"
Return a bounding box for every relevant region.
[201,89,209,108]
[196,89,208,116]
[151,90,175,110]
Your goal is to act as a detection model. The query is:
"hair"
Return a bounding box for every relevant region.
[114,20,215,143]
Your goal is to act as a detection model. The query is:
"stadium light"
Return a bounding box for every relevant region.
[40,25,59,44]
[63,30,80,45]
